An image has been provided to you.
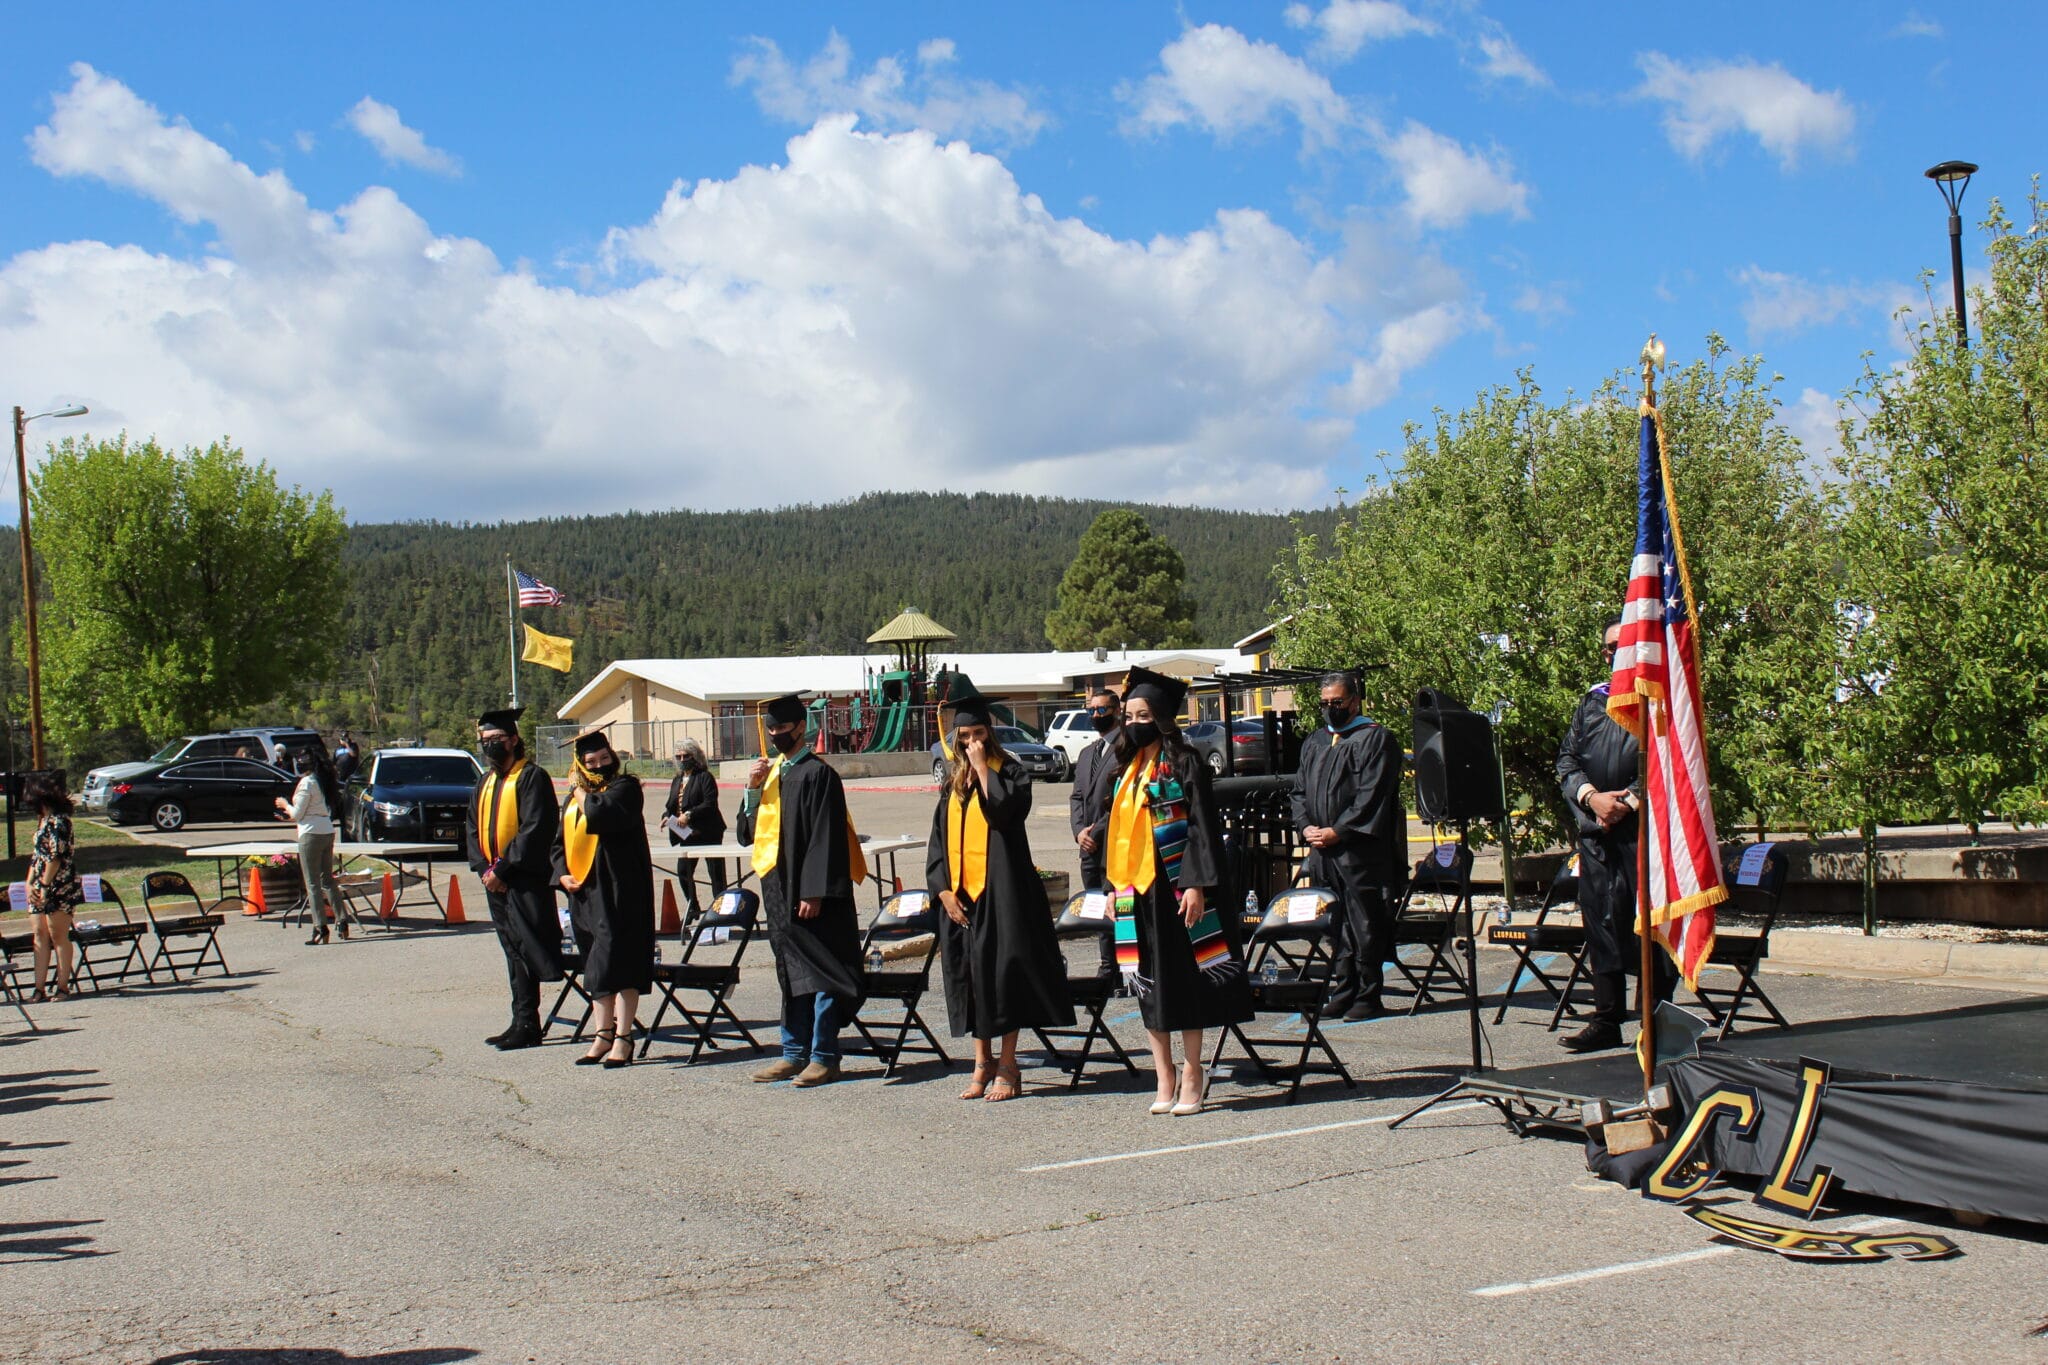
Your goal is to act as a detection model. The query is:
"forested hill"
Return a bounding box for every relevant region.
[318,492,1340,742]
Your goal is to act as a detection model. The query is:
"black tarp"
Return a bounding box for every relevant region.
[1667,1050,2048,1225]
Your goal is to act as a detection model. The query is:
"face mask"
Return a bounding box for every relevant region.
[1090,711,1119,734]
[481,737,511,766]
[769,728,801,755]
[1124,721,1160,749]
[590,761,620,782]
[1324,704,1354,730]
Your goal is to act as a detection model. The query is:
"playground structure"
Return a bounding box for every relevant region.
[791,609,1037,757]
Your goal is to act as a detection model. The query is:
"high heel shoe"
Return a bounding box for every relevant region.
[961,1063,998,1100]
[337,921,350,941]
[1171,1064,1209,1117]
[602,1036,636,1069]
[576,1028,616,1066]
[305,926,329,946]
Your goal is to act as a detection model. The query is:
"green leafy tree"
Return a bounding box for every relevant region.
[1043,509,1198,650]
[30,435,348,751]
[1830,185,2048,833]
[1275,340,1839,844]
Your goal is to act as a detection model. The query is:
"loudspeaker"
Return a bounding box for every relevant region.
[1412,688,1504,824]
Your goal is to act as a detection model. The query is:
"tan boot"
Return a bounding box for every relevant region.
[751,1059,806,1083]
[791,1061,843,1088]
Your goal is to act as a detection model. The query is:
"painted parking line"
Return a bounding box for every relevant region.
[1468,1216,1900,1297]
[1018,1100,1488,1173]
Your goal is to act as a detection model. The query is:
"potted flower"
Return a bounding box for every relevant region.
[247,851,302,912]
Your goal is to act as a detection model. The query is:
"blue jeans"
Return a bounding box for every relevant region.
[781,991,845,1066]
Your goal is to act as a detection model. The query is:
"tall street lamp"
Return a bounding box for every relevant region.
[13,402,89,770]
[1924,160,1978,346]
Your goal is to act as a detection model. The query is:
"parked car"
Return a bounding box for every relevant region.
[83,727,323,810]
[928,726,1068,784]
[1041,708,1101,767]
[1184,718,1290,777]
[341,748,484,847]
[103,757,298,832]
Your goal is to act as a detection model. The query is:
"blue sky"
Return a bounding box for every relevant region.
[0,2,2035,522]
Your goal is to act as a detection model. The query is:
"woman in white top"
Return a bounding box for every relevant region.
[275,745,346,945]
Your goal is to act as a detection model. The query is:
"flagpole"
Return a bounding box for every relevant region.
[505,555,521,707]
[1637,338,1661,1099]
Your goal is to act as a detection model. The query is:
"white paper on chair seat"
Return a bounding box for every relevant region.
[1736,842,1776,886]
[697,925,731,945]
[81,874,104,902]
[1078,891,1108,920]
[1285,894,1320,924]
[894,892,930,917]
[6,883,26,911]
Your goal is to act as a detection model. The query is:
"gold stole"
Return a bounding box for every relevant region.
[561,798,598,883]
[477,759,527,863]
[1104,748,1159,893]
[751,756,866,884]
[944,757,1002,898]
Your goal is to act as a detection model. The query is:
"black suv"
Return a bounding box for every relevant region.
[341,748,484,847]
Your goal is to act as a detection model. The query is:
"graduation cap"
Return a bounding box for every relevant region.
[1122,665,1188,716]
[943,679,995,730]
[572,725,613,757]
[477,706,524,734]
[762,693,808,728]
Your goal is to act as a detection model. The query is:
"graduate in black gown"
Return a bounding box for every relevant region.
[737,694,867,1088]
[465,707,564,1051]
[553,727,655,1069]
[927,692,1074,1103]
[1104,668,1252,1117]
[1291,670,1407,1020]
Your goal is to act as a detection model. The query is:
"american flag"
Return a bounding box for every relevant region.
[515,568,565,607]
[1607,407,1723,987]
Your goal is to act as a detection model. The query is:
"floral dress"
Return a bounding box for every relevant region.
[28,814,83,915]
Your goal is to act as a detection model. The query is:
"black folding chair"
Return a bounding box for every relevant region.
[848,890,951,1076]
[1207,887,1356,1104]
[1388,843,1474,1013]
[541,944,596,1042]
[641,888,763,1062]
[1490,857,1593,1025]
[69,879,155,992]
[0,919,36,1029]
[139,872,233,981]
[1690,843,1793,1038]
[1031,891,1140,1087]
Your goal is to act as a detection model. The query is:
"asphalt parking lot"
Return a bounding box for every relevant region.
[6,781,2045,1363]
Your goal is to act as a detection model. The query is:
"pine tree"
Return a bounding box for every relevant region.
[1043,509,1199,650]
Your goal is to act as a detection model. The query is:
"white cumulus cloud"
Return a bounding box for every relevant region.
[1282,0,1434,61]
[1472,23,1549,87]
[1122,24,1352,148]
[731,31,1045,146]
[1381,121,1530,228]
[1634,53,1855,169]
[1734,265,1913,339]
[3,67,1477,521]
[345,96,460,176]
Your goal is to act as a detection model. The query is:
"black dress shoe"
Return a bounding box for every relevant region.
[484,1027,513,1047]
[1343,998,1385,1022]
[494,1028,543,1051]
[1319,993,1356,1020]
[1559,1021,1625,1053]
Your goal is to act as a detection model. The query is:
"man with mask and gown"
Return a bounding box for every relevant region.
[465,707,564,1051]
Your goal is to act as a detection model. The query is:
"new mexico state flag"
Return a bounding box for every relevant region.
[521,623,573,673]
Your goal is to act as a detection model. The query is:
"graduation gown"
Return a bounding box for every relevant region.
[1114,749,1254,1033]
[1291,720,1407,891]
[465,759,565,984]
[552,776,655,995]
[737,752,866,1008]
[927,761,1075,1040]
[1556,684,1642,975]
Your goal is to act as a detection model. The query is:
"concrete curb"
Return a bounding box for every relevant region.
[1763,930,2048,985]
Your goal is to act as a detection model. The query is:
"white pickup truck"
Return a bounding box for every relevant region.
[1041,709,1101,768]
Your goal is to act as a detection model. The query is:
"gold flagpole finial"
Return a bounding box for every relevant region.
[1640,334,1666,409]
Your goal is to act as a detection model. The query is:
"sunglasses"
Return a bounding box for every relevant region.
[1085,706,1116,716]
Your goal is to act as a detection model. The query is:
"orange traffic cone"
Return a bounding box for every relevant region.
[659,881,681,935]
[243,868,267,916]
[378,872,397,921]
[444,876,467,925]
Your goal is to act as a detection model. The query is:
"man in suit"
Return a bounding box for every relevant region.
[1068,686,1123,978]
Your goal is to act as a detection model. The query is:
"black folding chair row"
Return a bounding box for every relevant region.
[849,890,951,1076]
[640,888,763,1062]
[1207,887,1356,1104]
[1029,892,1140,1087]
[0,872,230,996]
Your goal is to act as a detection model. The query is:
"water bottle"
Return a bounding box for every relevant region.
[1243,889,1259,921]
[1261,960,1280,987]
[866,946,884,974]
[1495,902,1513,928]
